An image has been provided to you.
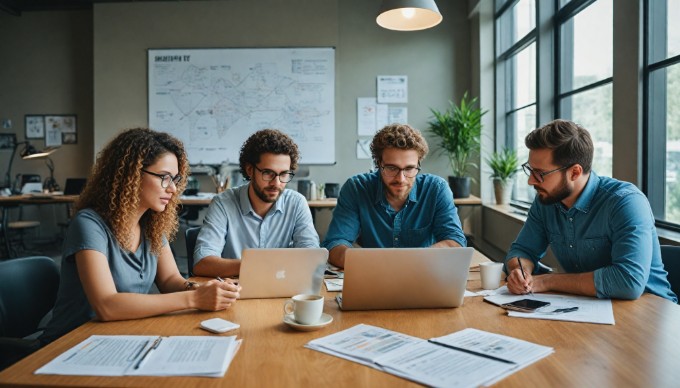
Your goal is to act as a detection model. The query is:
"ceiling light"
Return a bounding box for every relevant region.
[377,0,442,31]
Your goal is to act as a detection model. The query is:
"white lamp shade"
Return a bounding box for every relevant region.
[376,0,442,31]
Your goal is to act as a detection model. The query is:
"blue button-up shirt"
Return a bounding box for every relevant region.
[506,172,677,302]
[194,183,319,262]
[322,171,466,250]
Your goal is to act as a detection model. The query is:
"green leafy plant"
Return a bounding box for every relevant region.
[486,147,520,182]
[428,93,486,177]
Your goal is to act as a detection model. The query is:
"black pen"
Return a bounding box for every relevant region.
[427,340,516,365]
[517,258,534,296]
[134,336,162,370]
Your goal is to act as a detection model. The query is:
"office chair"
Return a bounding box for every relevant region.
[0,256,60,370]
[185,226,201,277]
[660,245,680,301]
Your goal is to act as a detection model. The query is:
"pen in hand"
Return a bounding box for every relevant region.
[517,257,534,296]
[134,336,162,370]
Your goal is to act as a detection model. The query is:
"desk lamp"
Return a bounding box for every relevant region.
[376,0,442,31]
[3,140,58,193]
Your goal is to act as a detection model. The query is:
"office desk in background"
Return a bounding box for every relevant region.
[1,250,678,387]
[0,195,79,257]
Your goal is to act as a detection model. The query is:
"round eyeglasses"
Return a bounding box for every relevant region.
[253,165,295,183]
[521,162,570,183]
[141,169,182,188]
[380,165,421,178]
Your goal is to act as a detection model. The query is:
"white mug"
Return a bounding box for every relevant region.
[479,262,504,290]
[283,294,323,325]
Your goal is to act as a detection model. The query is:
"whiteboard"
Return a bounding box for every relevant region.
[148,48,335,165]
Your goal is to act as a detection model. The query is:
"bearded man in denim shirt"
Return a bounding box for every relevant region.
[505,119,677,302]
[323,124,467,268]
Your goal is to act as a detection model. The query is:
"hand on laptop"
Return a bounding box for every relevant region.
[192,279,241,311]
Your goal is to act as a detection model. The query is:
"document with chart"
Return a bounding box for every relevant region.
[306,324,552,387]
[35,335,241,377]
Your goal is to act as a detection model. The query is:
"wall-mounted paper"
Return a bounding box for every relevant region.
[377,75,408,103]
[376,104,389,129]
[357,139,372,160]
[388,106,408,125]
[357,98,377,136]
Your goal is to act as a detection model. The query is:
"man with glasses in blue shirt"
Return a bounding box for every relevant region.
[193,129,319,277]
[505,119,677,302]
[323,124,467,268]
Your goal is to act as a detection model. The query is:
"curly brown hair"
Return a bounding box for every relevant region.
[239,129,299,181]
[76,128,189,255]
[370,124,429,168]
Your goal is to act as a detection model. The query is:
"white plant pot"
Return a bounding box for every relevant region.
[493,178,513,205]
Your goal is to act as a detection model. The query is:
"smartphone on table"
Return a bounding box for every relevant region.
[501,299,550,312]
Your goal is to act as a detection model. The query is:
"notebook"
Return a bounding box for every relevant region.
[238,248,328,299]
[338,247,474,310]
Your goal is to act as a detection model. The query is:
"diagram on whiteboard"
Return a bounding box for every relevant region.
[148,48,335,165]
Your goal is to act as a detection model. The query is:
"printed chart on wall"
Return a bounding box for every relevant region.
[148,48,335,164]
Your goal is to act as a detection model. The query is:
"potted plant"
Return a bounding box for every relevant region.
[428,93,486,198]
[486,147,519,204]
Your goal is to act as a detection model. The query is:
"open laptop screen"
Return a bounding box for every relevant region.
[340,247,474,310]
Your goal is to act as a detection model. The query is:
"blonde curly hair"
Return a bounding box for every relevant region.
[76,128,189,255]
[370,124,429,168]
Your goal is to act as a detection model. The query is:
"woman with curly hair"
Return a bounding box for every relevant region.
[39,128,240,345]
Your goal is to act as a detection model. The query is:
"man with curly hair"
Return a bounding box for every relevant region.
[323,124,467,268]
[193,129,319,277]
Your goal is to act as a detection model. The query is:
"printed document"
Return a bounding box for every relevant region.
[306,324,552,387]
[484,286,615,325]
[35,335,241,377]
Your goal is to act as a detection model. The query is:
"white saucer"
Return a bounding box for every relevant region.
[283,313,333,331]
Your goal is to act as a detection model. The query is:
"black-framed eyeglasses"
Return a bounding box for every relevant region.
[380,164,421,178]
[253,165,295,183]
[141,169,182,188]
[521,162,570,183]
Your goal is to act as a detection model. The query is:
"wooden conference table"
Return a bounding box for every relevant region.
[2,250,679,387]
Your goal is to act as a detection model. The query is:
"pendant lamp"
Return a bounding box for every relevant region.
[376,0,442,31]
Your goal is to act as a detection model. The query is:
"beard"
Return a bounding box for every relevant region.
[253,182,282,203]
[383,180,413,202]
[535,175,572,205]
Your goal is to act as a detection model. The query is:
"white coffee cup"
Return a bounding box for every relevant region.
[283,294,324,325]
[480,262,504,290]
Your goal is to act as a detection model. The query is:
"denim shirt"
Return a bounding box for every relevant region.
[506,172,677,302]
[322,171,466,250]
[194,183,319,262]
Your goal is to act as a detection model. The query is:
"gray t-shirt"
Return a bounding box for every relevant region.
[40,209,159,345]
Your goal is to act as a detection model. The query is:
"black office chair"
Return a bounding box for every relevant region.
[185,226,201,277]
[660,245,680,301]
[0,256,60,370]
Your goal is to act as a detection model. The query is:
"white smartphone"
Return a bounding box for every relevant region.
[200,318,240,334]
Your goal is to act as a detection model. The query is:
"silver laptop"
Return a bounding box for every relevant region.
[238,248,328,299]
[338,247,474,310]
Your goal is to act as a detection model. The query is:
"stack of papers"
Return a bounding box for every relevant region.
[484,286,615,325]
[306,324,553,387]
[35,335,241,377]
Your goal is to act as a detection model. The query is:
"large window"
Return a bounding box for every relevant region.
[646,0,680,228]
[495,0,612,206]
[557,0,613,177]
[495,0,537,203]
